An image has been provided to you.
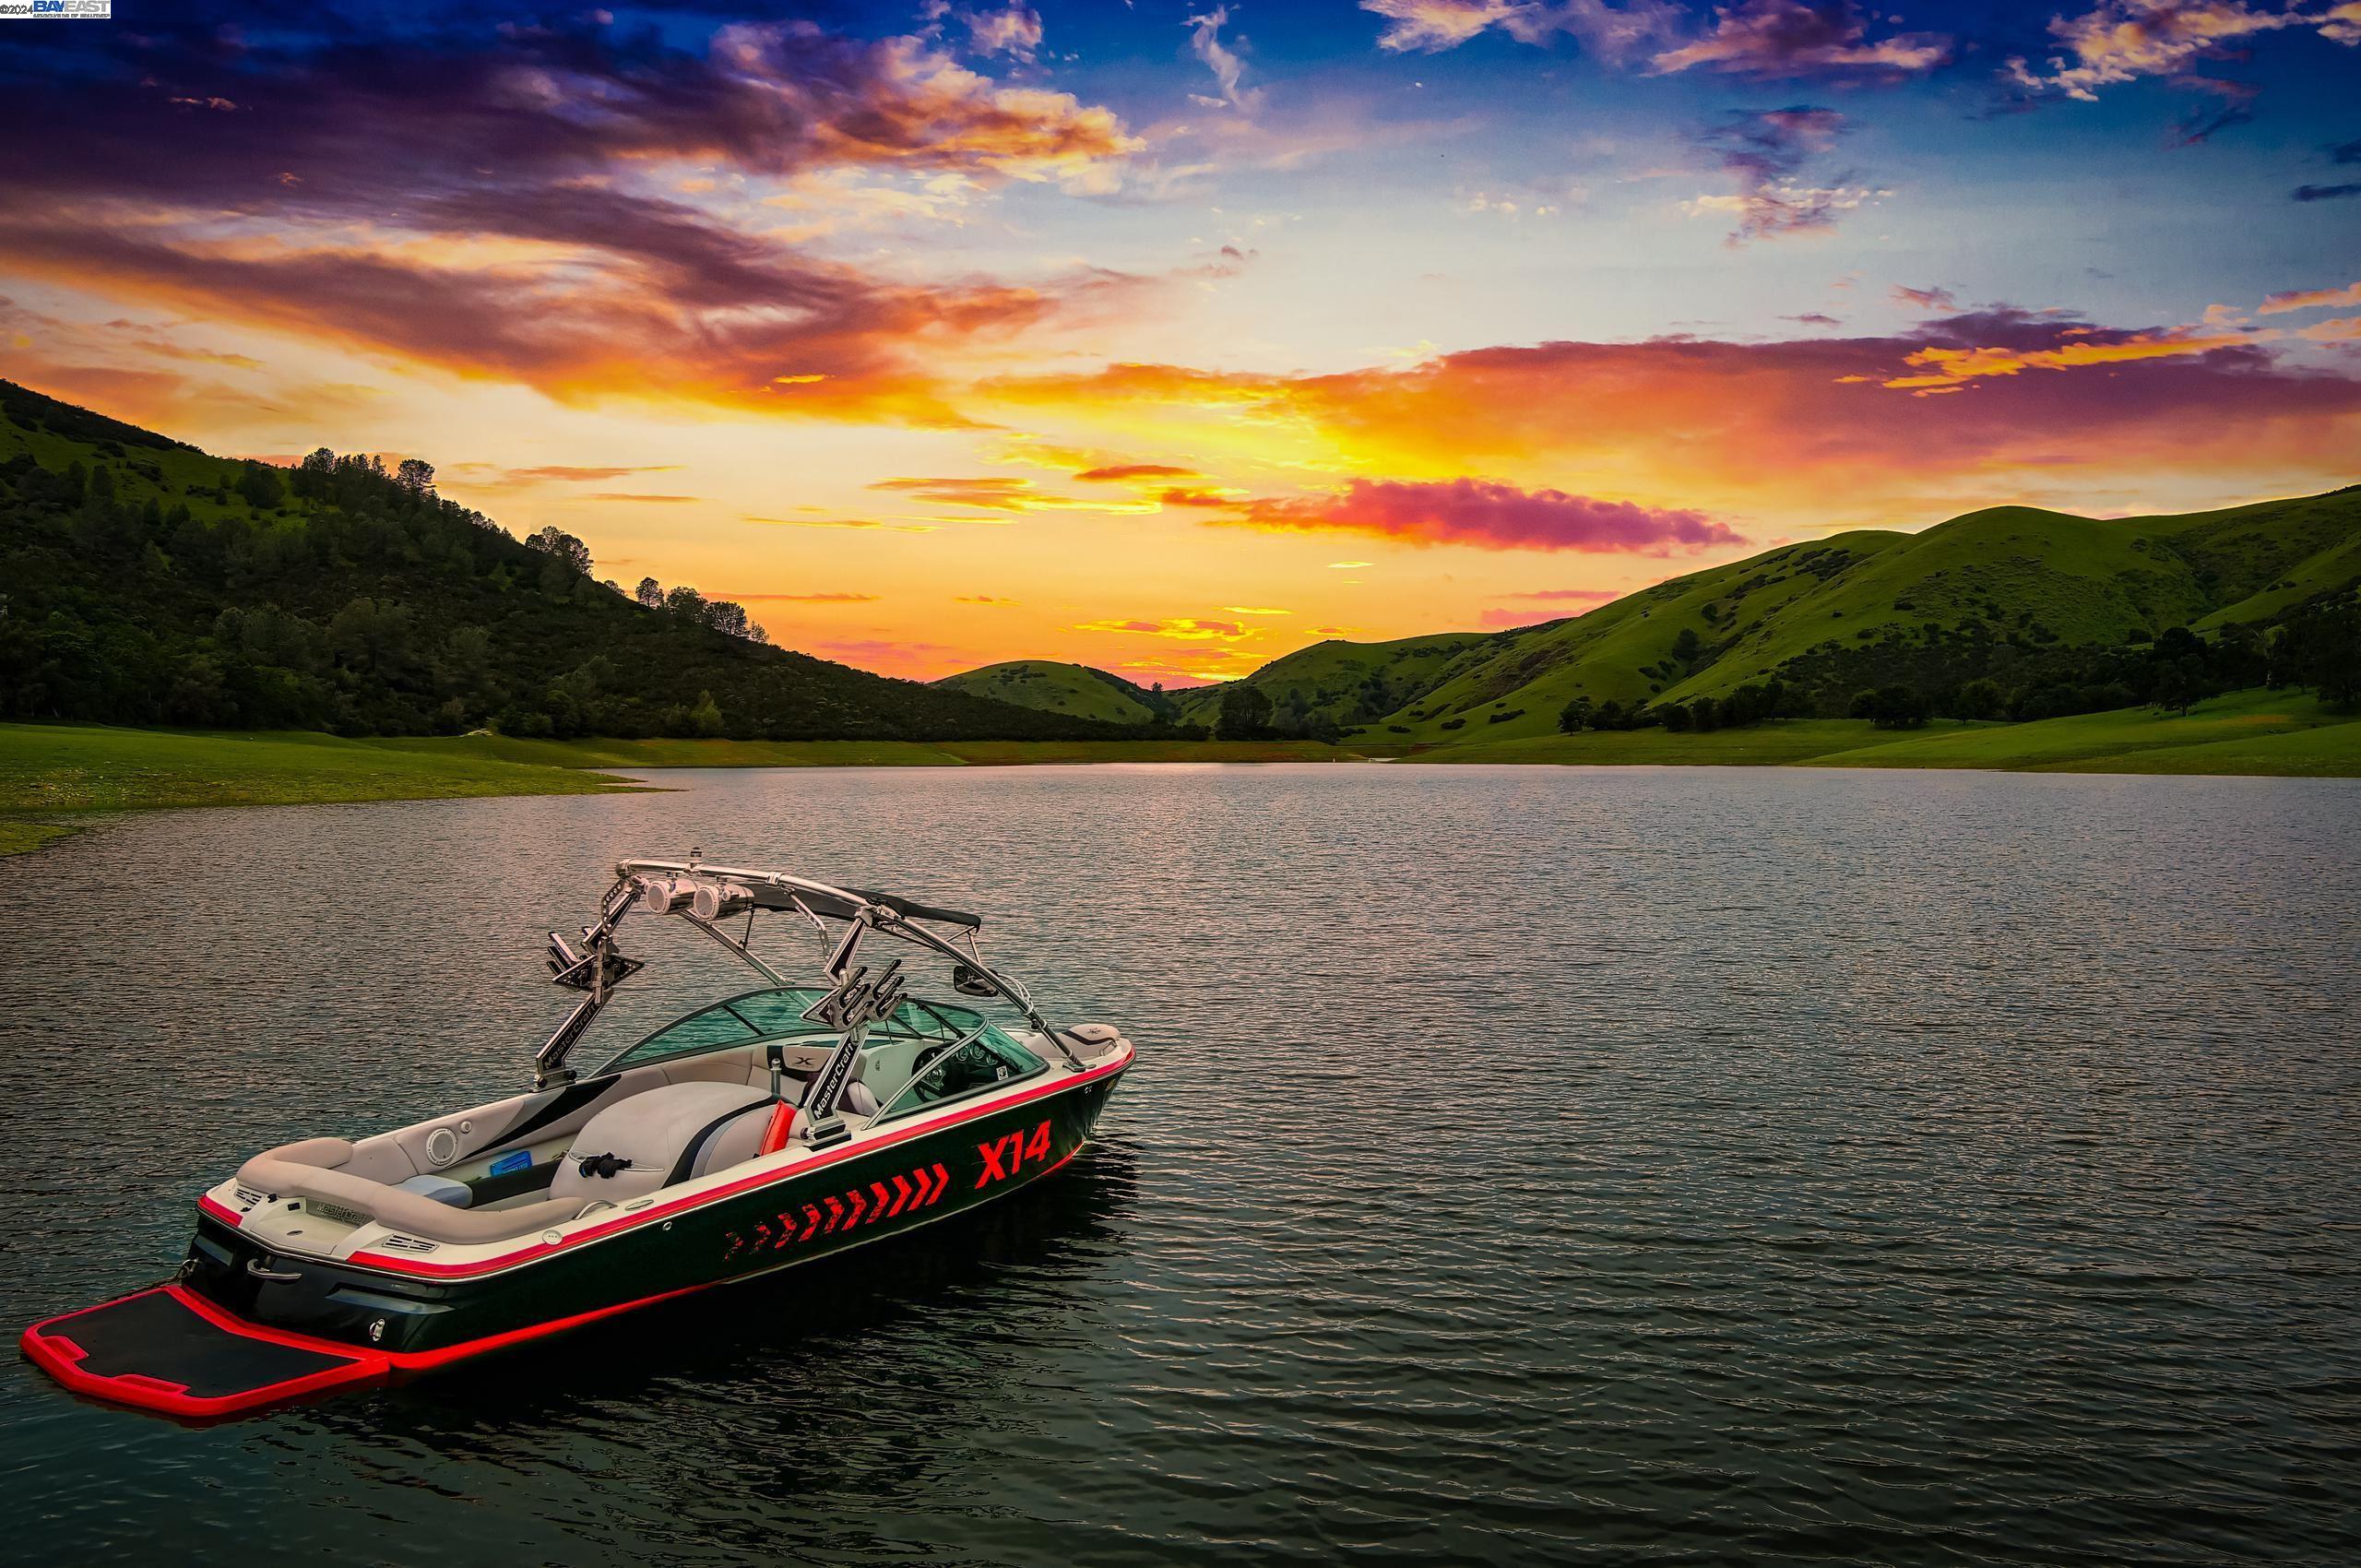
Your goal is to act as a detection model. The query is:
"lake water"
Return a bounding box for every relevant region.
[2,764,2357,1565]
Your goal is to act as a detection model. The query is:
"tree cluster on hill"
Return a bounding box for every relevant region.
[1533,604,2357,740]
[1560,680,1789,735]
[0,384,1131,742]
[1775,611,2357,724]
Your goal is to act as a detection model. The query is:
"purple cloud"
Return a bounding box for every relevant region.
[1238,478,1741,554]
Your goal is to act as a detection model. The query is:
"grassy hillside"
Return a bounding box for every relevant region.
[1171,630,1494,731]
[0,378,1127,743]
[1359,487,2361,743]
[931,660,1168,725]
[1370,533,1910,742]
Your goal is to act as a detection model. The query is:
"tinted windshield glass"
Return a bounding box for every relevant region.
[599,988,826,1073]
[875,1030,1045,1121]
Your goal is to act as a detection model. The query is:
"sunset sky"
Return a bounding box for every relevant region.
[3,0,2357,683]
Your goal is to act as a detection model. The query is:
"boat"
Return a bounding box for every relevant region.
[20,855,1135,1420]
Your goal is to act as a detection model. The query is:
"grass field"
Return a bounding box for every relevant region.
[0,725,637,819]
[1800,689,2357,776]
[1404,690,2360,775]
[1402,719,1930,766]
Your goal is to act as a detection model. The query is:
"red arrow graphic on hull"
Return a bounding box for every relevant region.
[801,1202,824,1241]
[926,1163,950,1206]
[845,1188,867,1226]
[887,1171,914,1217]
[823,1194,845,1233]
[868,1182,892,1224]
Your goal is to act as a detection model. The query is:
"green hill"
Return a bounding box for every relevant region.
[932,660,1170,725]
[1369,487,2361,742]
[1170,630,1495,732]
[0,379,1130,742]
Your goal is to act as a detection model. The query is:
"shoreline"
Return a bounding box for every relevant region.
[4,695,2355,857]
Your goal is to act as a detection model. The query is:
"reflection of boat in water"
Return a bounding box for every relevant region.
[21,856,1135,1420]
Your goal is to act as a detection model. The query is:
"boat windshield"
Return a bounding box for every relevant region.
[872,1031,1047,1123]
[594,986,986,1075]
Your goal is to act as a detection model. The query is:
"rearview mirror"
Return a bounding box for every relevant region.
[951,963,1001,998]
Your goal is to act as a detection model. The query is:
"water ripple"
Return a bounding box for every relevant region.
[1,766,2356,1564]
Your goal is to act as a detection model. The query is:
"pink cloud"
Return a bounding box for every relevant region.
[1652,0,1951,77]
[1235,478,1739,554]
[1479,606,1574,628]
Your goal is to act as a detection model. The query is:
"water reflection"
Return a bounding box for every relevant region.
[3,766,2358,1566]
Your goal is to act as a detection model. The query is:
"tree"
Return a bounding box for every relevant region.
[664,585,707,620]
[1863,684,1930,729]
[526,525,592,576]
[1216,683,1273,739]
[1955,678,2004,721]
[1672,626,1703,666]
[635,576,665,610]
[395,457,436,498]
[1658,702,1693,732]
[1557,696,1594,733]
[704,600,751,639]
[2154,657,2203,717]
[235,460,283,509]
[689,689,725,737]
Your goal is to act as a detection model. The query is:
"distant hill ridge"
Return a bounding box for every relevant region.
[0,379,1134,742]
[931,659,1177,726]
[956,485,2353,742]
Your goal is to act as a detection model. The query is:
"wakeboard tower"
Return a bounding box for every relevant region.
[20,854,1134,1420]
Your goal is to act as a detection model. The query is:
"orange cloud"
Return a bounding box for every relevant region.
[870,475,1158,512]
[1075,617,1251,640]
[0,17,1143,427]
[2258,281,2361,315]
[1880,325,2258,388]
[1074,463,1201,481]
[982,307,2361,524]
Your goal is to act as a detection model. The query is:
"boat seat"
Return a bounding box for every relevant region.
[551,1081,774,1207]
[236,1138,589,1244]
